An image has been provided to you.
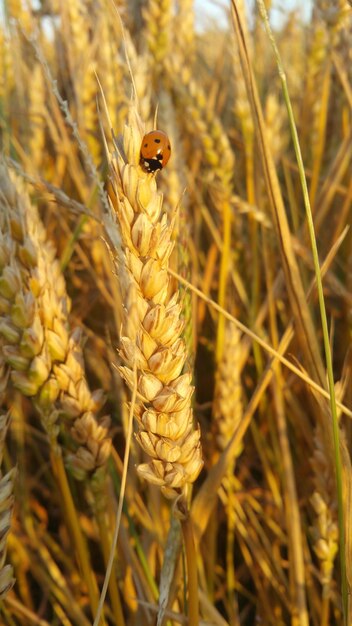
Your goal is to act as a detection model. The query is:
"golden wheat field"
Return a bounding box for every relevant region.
[0,0,352,624]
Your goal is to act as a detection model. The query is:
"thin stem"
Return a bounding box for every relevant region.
[95,502,126,626]
[93,361,137,626]
[180,507,199,626]
[273,379,309,626]
[320,592,330,626]
[216,199,232,363]
[225,470,240,626]
[245,136,263,377]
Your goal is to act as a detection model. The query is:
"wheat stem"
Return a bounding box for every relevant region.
[180,504,199,626]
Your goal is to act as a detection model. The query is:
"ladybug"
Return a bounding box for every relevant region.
[140,130,171,173]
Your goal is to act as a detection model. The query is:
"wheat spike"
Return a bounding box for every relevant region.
[6,0,33,32]
[142,0,172,67]
[264,93,288,165]
[233,50,254,147]
[310,423,339,589]
[174,0,195,65]
[232,0,254,142]
[166,59,235,234]
[213,324,243,454]
[28,64,46,168]
[124,34,152,123]
[97,13,126,134]
[306,19,329,158]
[0,28,14,102]
[64,0,89,60]
[107,107,203,499]
[81,58,101,163]
[61,0,101,162]
[316,0,350,43]
[0,163,111,479]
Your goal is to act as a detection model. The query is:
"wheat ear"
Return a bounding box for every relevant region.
[213,324,243,455]
[310,423,339,601]
[107,107,203,500]
[142,0,172,67]
[0,163,111,479]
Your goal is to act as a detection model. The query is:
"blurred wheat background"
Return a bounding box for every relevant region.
[0,0,352,624]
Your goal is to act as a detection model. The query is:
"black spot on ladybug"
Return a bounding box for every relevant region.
[156,154,163,160]
[154,138,161,143]
[144,143,148,147]
[143,158,163,172]
[168,145,171,150]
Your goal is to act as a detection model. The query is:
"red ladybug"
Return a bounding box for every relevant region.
[140,130,171,173]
